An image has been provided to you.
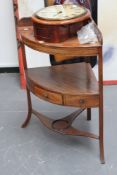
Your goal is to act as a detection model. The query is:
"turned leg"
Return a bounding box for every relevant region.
[87,108,91,121]
[22,88,32,128]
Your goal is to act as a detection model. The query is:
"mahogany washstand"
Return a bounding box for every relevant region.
[19,20,105,163]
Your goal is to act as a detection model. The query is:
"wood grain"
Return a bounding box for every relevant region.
[19,25,101,59]
[26,62,99,107]
[19,16,105,163]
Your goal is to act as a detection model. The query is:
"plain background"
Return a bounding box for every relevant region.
[0,0,18,67]
[0,0,117,80]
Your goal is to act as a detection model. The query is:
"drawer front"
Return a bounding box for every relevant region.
[34,86,62,105]
[64,95,99,108]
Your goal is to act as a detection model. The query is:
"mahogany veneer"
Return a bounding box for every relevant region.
[26,63,99,107]
[19,21,105,163]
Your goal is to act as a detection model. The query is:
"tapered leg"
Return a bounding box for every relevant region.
[22,88,32,128]
[98,48,105,163]
[99,105,105,164]
[87,108,91,121]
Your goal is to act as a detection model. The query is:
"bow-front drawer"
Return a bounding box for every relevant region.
[34,86,63,105]
[64,95,99,108]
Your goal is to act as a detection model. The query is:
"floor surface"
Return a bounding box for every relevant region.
[0,73,117,175]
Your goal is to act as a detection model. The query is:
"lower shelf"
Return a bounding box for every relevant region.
[22,108,99,140]
[26,62,99,108]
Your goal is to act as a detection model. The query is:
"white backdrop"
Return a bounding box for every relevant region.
[18,0,117,82]
[93,0,117,81]
[18,0,50,68]
[0,0,18,67]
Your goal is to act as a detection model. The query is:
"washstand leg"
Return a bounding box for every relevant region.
[87,108,91,121]
[99,105,105,164]
[22,88,32,128]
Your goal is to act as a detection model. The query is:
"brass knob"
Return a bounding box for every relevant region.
[79,99,85,104]
[43,92,48,98]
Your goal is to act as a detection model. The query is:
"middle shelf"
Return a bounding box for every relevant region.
[26,62,99,108]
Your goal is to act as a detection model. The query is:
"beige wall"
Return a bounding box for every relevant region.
[98,0,117,45]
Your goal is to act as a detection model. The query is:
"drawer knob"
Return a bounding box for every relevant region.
[79,99,85,104]
[43,92,48,98]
